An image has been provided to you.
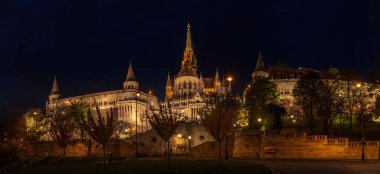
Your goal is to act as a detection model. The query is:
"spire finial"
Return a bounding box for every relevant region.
[126,61,136,81]
[51,76,60,94]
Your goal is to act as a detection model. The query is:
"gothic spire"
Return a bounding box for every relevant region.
[255,50,265,71]
[214,67,220,83]
[178,22,197,77]
[126,61,136,81]
[166,72,172,86]
[51,76,60,94]
[185,22,192,51]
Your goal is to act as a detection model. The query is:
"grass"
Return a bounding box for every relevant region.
[11,158,271,174]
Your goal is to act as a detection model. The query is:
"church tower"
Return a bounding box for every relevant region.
[165,72,173,100]
[49,76,61,102]
[123,62,139,91]
[252,50,269,82]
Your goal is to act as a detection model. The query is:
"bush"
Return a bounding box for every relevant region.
[0,142,24,167]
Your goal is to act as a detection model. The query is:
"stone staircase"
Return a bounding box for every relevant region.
[0,161,21,174]
[0,152,49,174]
[25,152,49,167]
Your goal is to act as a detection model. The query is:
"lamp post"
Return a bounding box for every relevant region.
[187,136,192,156]
[225,76,233,160]
[258,118,265,159]
[227,76,233,93]
[356,82,365,161]
[33,111,38,156]
[135,92,140,158]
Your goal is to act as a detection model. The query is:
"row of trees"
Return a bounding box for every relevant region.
[244,68,378,137]
[294,71,373,135]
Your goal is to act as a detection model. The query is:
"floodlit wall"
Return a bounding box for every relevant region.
[233,130,380,160]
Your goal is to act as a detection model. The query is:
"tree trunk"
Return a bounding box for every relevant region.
[167,140,171,169]
[225,134,229,160]
[87,140,92,158]
[103,144,106,170]
[35,141,38,156]
[218,140,222,166]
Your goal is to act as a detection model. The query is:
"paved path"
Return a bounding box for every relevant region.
[251,160,380,174]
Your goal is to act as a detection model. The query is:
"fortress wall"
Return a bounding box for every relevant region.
[233,130,380,160]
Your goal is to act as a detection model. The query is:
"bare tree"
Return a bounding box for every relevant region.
[293,72,320,131]
[200,95,235,165]
[48,106,76,156]
[80,106,116,169]
[148,102,180,169]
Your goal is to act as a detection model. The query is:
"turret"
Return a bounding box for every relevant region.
[123,62,139,91]
[49,76,61,102]
[252,50,269,82]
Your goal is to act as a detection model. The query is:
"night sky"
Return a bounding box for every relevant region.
[0,0,379,113]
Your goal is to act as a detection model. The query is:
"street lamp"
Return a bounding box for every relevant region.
[227,76,233,93]
[356,82,365,161]
[135,92,140,158]
[33,111,38,156]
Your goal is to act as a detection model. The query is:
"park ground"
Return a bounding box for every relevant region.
[11,157,271,174]
[253,159,380,174]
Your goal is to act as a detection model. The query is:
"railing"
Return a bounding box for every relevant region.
[306,135,327,141]
[284,132,307,138]
[327,138,348,145]
[349,141,380,147]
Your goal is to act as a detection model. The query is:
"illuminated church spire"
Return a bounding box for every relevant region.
[185,22,192,51]
[178,22,197,77]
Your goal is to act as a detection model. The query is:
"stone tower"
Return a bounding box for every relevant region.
[49,76,61,102]
[123,62,139,91]
[252,50,269,82]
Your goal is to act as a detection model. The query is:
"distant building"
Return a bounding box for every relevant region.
[162,23,228,120]
[248,51,379,117]
[46,62,159,133]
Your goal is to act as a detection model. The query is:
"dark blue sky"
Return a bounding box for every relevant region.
[0,0,379,111]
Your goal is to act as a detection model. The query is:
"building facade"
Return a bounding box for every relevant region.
[249,51,379,118]
[46,62,159,133]
[162,23,227,120]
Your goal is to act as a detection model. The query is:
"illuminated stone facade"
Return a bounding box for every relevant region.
[162,23,227,120]
[248,51,379,117]
[46,63,159,133]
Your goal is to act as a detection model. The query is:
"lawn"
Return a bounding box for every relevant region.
[11,158,271,174]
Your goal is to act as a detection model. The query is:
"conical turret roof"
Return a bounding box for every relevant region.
[126,61,136,81]
[255,50,265,71]
[51,76,60,94]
